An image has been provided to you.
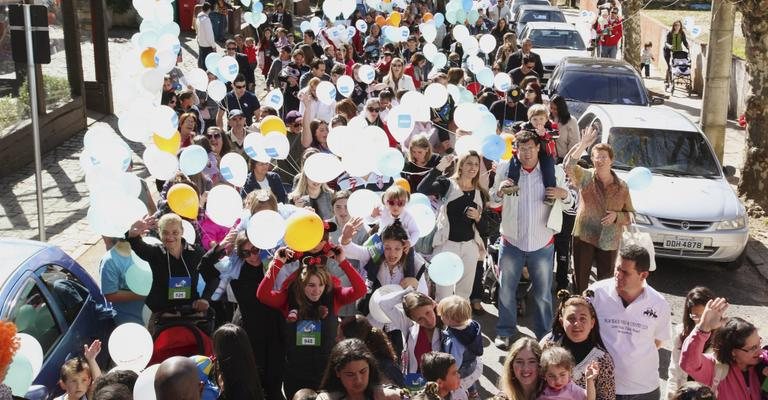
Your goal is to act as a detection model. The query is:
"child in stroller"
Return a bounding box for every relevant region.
[667,50,692,96]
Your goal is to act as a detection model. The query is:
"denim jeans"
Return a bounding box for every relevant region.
[495,240,554,339]
[601,45,618,59]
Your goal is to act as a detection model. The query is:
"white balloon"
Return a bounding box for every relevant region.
[347,189,381,218]
[150,105,178,139]
[336,75,355,98]
[363,125,390,158]
[217,56,240,82]
[141,68,165,95]
[493,72,512,92]
[181,219,196,244]
[452,24,470,42]
[454,103,483,130]
[243,133,269,162]
[304,153,344,183]
[186,68,209,91]
[356,19,368,33]
[118,102,154,143]
[88,195,147,238]
[108,323,153,371]
[386,105,415,143]
[247,210,286,249]
[420,22,437,43]
[358,64,376,84]
[15,334,43,378]
[327,125,354,157]
[424,83,449,108]
[262,131,290,160]
[466,55,485,73]
[455,134,482,156]
[132,364,159,400]
[316,81,338,105]
[422,43,438,61]
[323,0,340,19]
[479,34,497,54]
[143,146,178,180]
[399,91,431,122]
[406,203,436,238]
[208,80,227,102]
[206,185,243,227]
[431,53,447,69]
[219,153,248,187]
[82,135,132,173]
[264,88,284,109]
[343,149,378,177]
[369,284,402,323]
[462,36,479,56]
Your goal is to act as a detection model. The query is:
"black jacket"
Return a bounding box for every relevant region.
[505,50,544,78]
[240,171,288,204]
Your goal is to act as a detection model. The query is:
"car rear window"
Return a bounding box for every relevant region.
[528,29,586,50]
[557,71,647,105]
[521,10,566,23]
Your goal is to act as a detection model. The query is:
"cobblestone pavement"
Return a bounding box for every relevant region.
[0,28,267,257]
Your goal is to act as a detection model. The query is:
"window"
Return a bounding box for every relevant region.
[558,71,648,106]
[529,29,586,50]
[37,265,89,324]
[8,278,62,356]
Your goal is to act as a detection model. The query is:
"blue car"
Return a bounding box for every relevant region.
[0,239,113,399]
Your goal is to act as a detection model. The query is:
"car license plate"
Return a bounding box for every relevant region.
[663,238,704,250]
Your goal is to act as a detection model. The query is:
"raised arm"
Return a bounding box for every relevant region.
[416,155,454,198]
[680,298,729,385]
[125,215,162,262]
[333,251,368,305]
[256,252,292,310]
[563,126,598,178]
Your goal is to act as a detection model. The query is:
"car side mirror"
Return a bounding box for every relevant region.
[25,385,49,400]
[651,97,665,105]
[723,165,736,178]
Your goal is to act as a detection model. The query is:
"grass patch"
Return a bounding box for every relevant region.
[641,9,745,59]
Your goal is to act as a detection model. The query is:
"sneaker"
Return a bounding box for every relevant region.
[494,336,511,350]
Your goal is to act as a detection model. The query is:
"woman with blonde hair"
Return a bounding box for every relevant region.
[402,134,442,190]
[383,57,416,92]
[499,337,542,400]
[417,151,487,300]
[289,171,335,220]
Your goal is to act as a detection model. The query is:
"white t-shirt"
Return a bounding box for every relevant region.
[590,278,671,395]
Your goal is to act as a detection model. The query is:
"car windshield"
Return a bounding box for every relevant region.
[520,10,566,23]
[557,71,648,105]
[513,0,549,13]
[528,29,585,50]
[608,128,721,177]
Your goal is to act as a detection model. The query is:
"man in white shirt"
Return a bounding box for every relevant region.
[196,3,217,70]
[490,131,572,348]
[487,0,511,24]
[590,244,671,400]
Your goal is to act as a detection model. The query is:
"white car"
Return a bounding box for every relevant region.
[576,104,748,270]
[518,22,590,81]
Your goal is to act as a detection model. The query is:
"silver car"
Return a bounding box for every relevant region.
[577,104,748,270]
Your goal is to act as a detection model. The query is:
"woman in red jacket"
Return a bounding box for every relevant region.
[257,245,366,400]
[404,53,427,90]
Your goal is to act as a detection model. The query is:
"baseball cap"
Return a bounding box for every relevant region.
[285,110,302,124]
[228,109,244,119]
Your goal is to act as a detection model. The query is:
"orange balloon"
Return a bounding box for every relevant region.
[389,11,401,26]
[394,178,411,193]
[501,133,516,161]
[153,131,181,155]
[375,15,386,27]
[423,13,433,22]
[141,47,157,68]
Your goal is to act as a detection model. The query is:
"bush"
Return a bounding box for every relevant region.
[106,0,133,14]
[18,74,72,113]
[0,96,25,133]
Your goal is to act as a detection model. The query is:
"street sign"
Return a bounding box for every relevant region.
[9,4,51,64]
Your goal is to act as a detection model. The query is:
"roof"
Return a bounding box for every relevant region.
[518,4,562,11]
[522,21,580,31]
[583,105,700,132]
[558,57,639,74]
[0,239,49,286]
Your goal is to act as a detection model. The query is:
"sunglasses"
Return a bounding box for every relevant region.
[368,107,380,112]
[387,199,405,207]
[207,133,222,139]
[239,247,260,257]
[292,122,302,127]
[235,84,246,89]
[525,89,536,93]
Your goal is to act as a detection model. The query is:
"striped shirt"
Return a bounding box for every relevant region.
[504,164,556,252]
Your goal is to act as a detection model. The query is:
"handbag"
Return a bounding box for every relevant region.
[621,224,657,271]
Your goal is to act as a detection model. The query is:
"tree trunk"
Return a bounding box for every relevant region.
[735,2,768,210]
[621,0,642,67]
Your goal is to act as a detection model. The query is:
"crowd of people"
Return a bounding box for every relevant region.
[1,0,764,400]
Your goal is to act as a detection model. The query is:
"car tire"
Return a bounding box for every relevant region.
[720,252,745,271]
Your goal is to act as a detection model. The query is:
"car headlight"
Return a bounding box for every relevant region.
[634,213,651,225]
[716,216,747,230]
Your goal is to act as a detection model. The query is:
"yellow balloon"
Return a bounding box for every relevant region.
[389,11,401,26]
[260,115,287,135]
[501,133,516,161]
[394,177,411,193]
[141,47,158,68]
[167,184,199,219]
[284,212,324,252]
[153,131,181,155]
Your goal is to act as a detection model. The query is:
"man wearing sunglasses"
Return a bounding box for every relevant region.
[217,73,259,127]
[509,54,540,86]
[505,38,544,78]
[598,7,623,59]
[224,39,254,90]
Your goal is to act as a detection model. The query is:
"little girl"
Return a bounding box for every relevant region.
[275,28,290,49]
[373,184,421,244]
[538,346,599,400]
[640,42,655,78]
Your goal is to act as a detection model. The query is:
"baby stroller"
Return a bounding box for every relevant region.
[148,305,215,366]
[667,51,692,96]
[481,238,532,317]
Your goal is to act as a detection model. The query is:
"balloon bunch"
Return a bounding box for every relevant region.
[241,0,269,29]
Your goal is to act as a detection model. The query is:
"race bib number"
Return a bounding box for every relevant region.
[168,277,191,300]
[296,320,321,347]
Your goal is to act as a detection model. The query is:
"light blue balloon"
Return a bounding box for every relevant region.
[385,26,400,42]
[197,276,206,297]
[445,9,458,24]
[446,1,462,12]
[428,252,464,286]
[205,53,222,73]
[462,0,473,11]
[300,21,311,33]
[409,193,432,208]
[138,31,159,48]
[125,255,152,296]
[481,134,505,161]
[5,354,33,396]
[432,53,447,69]
[252,1,263,14]
[376,149,405,177]
[434,13,445,26]
[454,9,466,24]
[459,87,475,103]
[626,167,653,191]
[159,22,181,37]
[476,67,494,87]
[478,112,498,135]
[180,145,209,176]
[467,9,480,24]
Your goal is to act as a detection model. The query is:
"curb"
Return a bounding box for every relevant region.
[745,239,768,284]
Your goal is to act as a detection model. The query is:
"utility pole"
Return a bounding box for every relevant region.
[700,0,735,163]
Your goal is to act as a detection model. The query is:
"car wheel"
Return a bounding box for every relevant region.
[720,252,745,271]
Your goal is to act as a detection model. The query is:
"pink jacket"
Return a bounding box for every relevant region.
[680,328,762,400]
[199,214,230,251]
